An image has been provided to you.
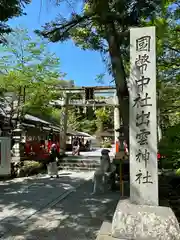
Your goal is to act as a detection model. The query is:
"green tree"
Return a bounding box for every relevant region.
[36,0,176,141]
[0,27,69,125]
[79,118,97,134]
[156,3,180,84]
[95,107,113,132]
[156,3,180,128]
[0,0,31,43]
[156,3,180,167]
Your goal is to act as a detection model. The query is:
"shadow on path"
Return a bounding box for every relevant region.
[1,178,120,240]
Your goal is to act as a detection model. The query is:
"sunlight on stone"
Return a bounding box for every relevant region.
[102,198,111,203]
[61,183,74,190]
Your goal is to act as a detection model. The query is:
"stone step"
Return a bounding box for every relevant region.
[60,161,99,165]
[59,155,109,171]
[59,166,96,171]
[59,156,99,171]
[61,156,100,164]
[62,156,100,162]
[61,161,100,166]
[59,162,99,170]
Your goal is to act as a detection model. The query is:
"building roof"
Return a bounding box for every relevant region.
[24,114,50,125]
[76,131,92,137]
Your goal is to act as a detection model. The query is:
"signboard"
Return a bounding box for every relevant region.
[129,27,158,206]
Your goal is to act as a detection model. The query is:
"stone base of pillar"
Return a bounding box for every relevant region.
[111,199,180,240]
[96,199,180,240]
[96,221,116,240]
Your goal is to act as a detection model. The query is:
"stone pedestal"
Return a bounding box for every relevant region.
[96,221,117,240]
[111,199,180,240]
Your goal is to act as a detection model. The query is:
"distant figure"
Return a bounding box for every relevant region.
[89,140,92,151]
[72,137,80,155]
[85,140,90,150]
[48,142,59,178]
[72,137,78,155]
[49,143,58,162]
[40,140,45,150]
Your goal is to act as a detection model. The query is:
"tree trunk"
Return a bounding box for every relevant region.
[91,0,129,143]
[106,25,129,144]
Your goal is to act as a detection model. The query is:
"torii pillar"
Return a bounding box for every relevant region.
[59,93,69,155]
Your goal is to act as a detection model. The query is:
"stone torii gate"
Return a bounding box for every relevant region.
[52,86,121,154]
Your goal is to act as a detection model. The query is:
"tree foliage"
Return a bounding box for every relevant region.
[156,3,180,84]
[159,123,180,169]
[0,27,69,125]
[95,107,113,131]
[156,2,180,165]
[36,0,178,141]
[0,0,31,43]
[1,0,179,148]
[0,28,114,134]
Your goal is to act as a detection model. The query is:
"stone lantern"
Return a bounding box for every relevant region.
[116,125,125,152]
[119,130,125,152]
[12,123,23,162]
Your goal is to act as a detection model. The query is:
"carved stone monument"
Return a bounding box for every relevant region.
[129,26,158,205]
[96,26,180,240]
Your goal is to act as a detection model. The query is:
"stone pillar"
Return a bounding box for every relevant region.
[12,123,22,162]
[129,26,158,206]
[59,93,69,155]
[109,26,180,240]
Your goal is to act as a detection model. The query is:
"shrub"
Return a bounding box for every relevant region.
[102,142,112,148]
[175,168,180,176]
[159,123,180,169]
[18,160,44,177]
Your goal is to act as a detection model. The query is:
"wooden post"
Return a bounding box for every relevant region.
[114,93,120,155]
[120,159,124,197]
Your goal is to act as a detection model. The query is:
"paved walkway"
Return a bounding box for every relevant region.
[0,171,119,240]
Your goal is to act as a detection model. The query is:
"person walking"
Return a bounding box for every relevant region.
[77,138,81,155]
[72,137,81,155]
[48,142,59,178]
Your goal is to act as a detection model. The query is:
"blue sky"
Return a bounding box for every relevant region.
[7,0,113,87]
